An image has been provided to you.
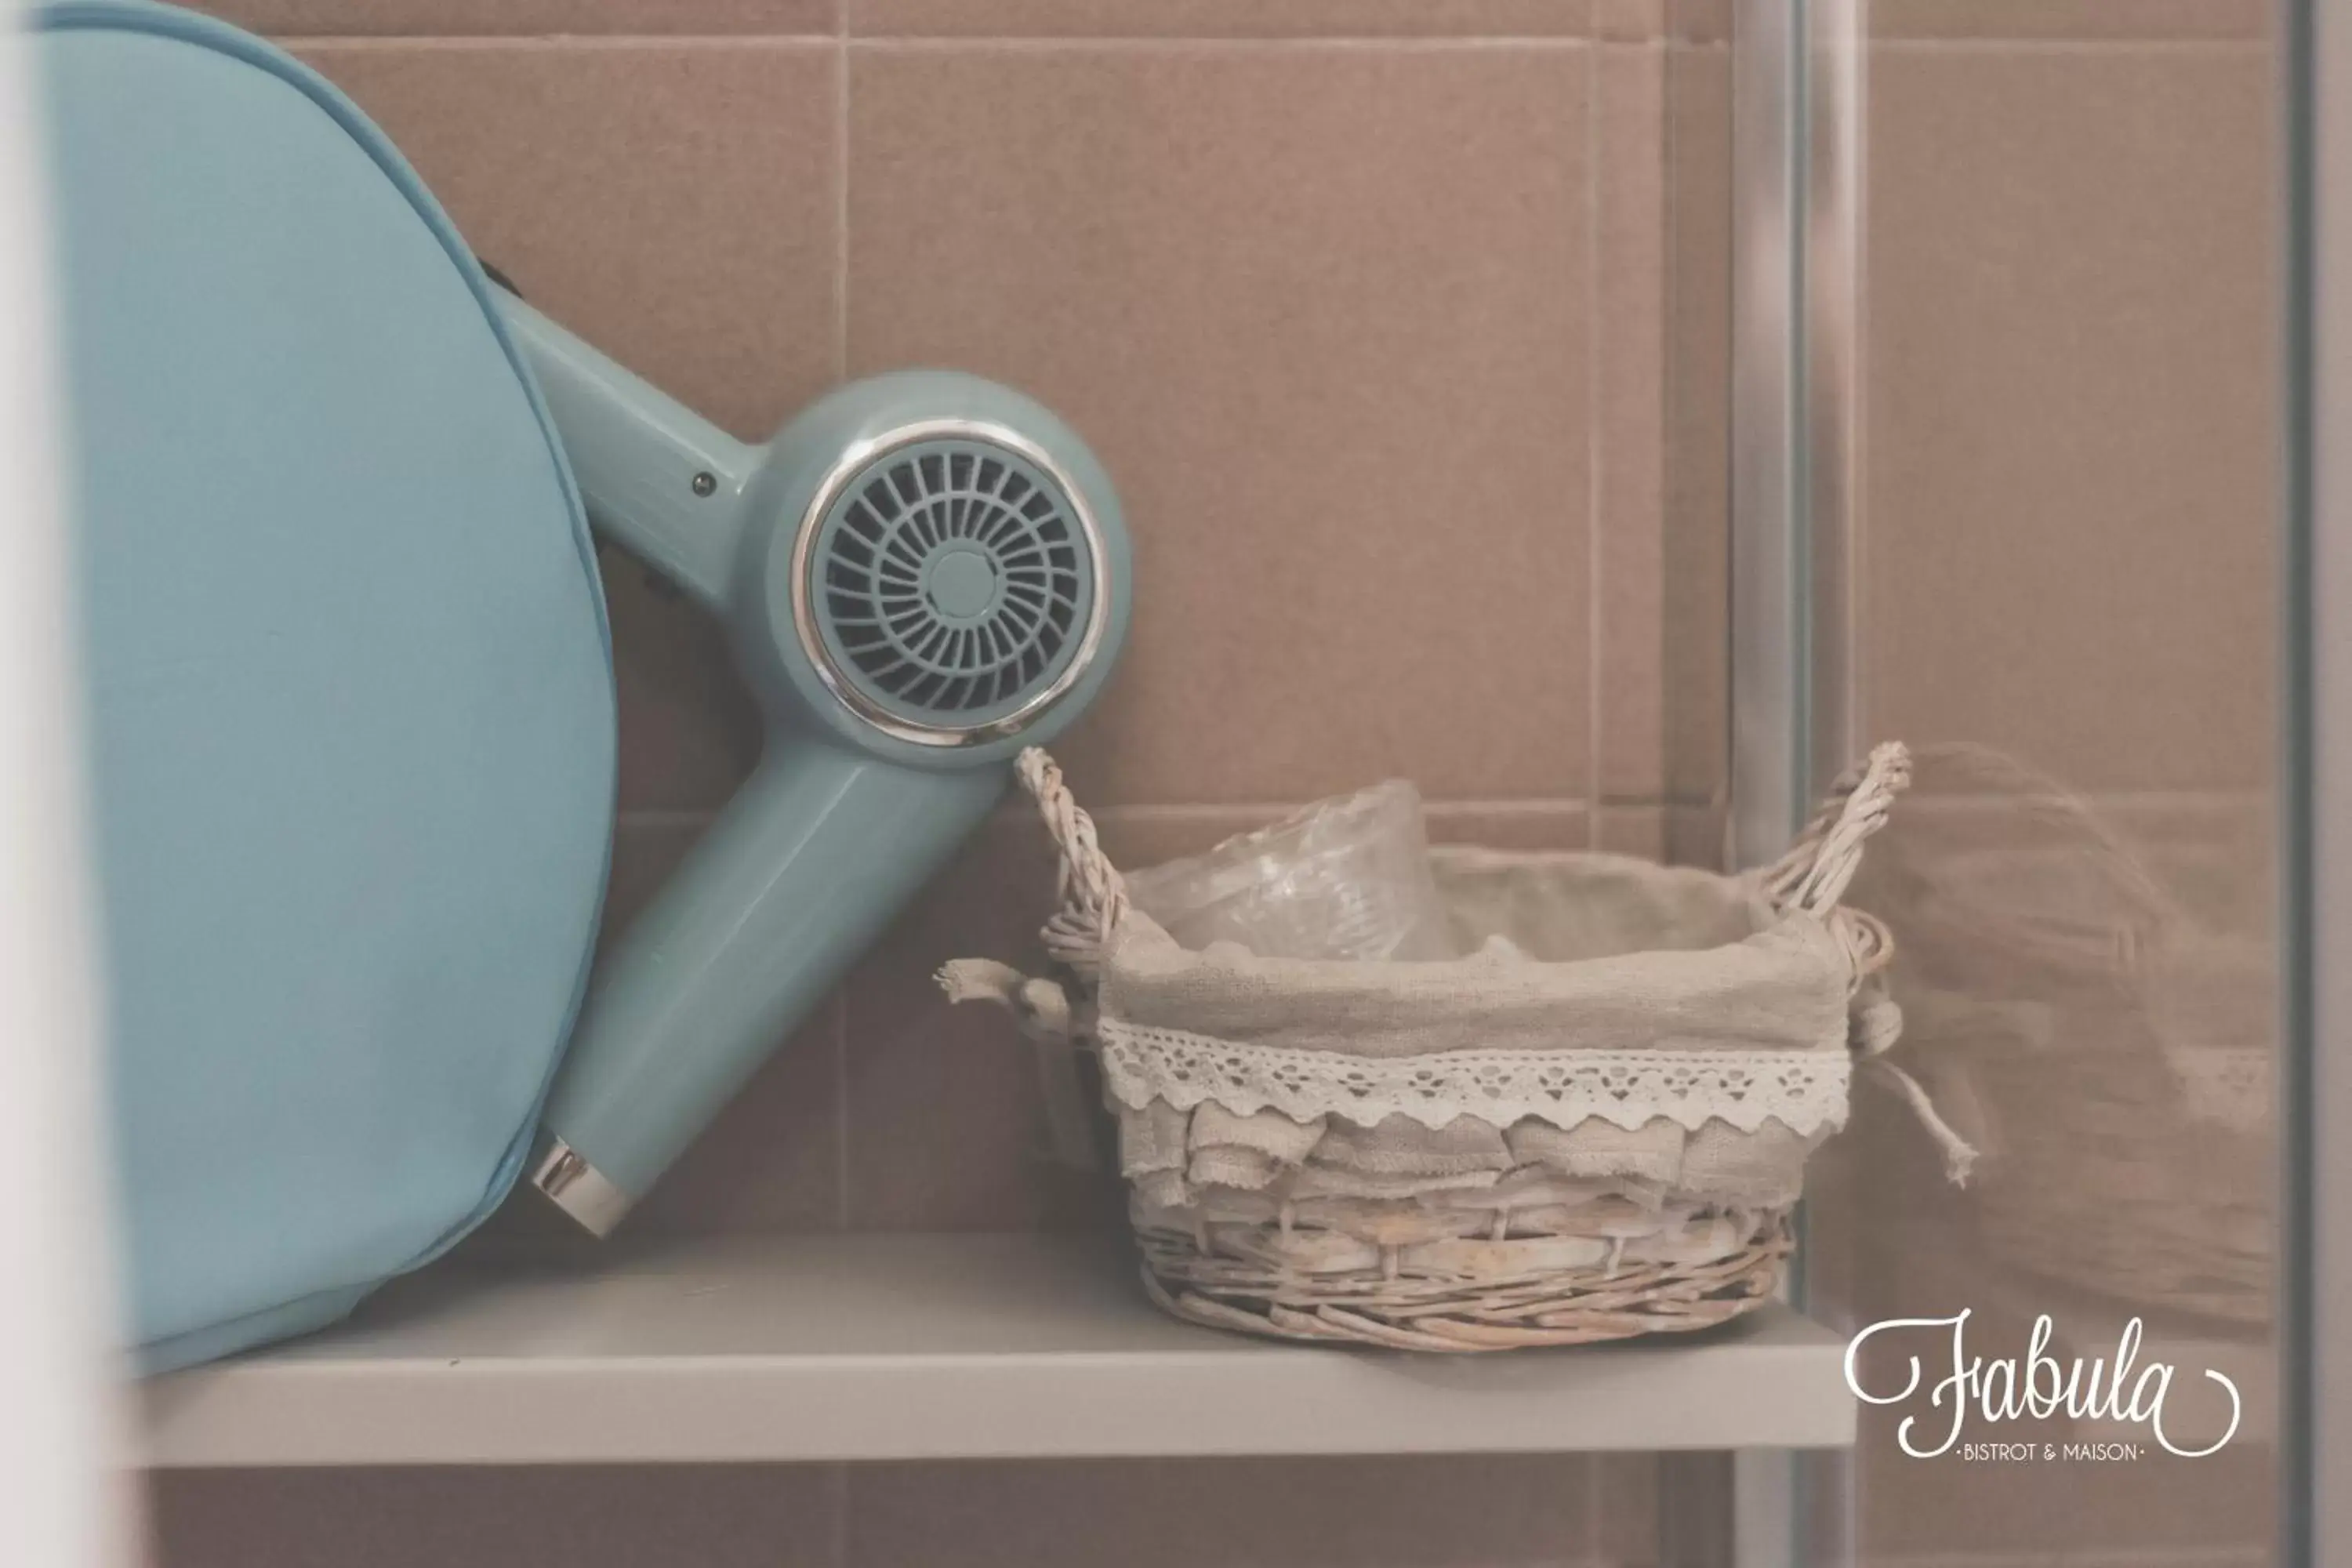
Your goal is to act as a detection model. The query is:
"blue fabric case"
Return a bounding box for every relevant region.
[35,1,618,1370]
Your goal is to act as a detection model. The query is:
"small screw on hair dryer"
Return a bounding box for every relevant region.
[499,295,1131,1235]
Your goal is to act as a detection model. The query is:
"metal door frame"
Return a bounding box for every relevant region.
[1722,0,1864,1563]
[2292,0,2335,1562]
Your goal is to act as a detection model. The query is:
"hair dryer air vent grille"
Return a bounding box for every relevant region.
[808,431,1099,736]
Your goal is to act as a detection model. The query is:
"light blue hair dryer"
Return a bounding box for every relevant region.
[499,299,1131,1235]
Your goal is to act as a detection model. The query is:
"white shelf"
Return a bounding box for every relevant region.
[142,1232,1857,1467]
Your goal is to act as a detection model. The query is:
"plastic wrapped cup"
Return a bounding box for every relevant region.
[1123,781,1455,961]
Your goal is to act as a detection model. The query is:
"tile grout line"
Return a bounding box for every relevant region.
[1846,23,1871,803]
[1087,797,1609,816]
[1662,31,1700,848]
[1870,34,2276,53]
[278,33,838,49]
[1650,35,1675,827]
[618,797,1732,833]
[847,34,1595,50]
[283,32,1601,49]
[1864,1553,2270,1568]
[1584,27,1604,852]
[832,0,854,1250]
[1585,1451,1606,1563]
[267,32,2267,51]
[827,1459,853,1568]
[834,5,851,382]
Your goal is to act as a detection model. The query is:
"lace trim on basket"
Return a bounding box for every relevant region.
[1094,1018,1853,1136]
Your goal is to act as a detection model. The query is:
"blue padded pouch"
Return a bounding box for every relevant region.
[33,2,617,1370]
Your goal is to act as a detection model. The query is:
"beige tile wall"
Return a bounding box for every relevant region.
[1858,39,2279,797]
[162,3,1715,1565]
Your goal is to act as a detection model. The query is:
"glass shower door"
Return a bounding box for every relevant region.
[1778,2,2289,1563]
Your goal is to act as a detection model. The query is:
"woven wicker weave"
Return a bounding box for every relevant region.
[946,746,1932,1352]
[1133,1210,1793,1350]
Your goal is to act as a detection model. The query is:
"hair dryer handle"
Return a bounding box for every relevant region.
[496,290,760,612]
[533,746,1006,1233]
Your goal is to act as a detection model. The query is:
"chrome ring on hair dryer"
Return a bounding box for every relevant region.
[499,293,1131,1235]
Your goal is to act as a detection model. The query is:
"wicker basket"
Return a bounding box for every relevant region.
[945,744,1958,1352]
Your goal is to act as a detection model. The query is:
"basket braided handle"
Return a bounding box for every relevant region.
[1759,742,1977,1184]
[1760,741,1913,915]
[1014,748,1129,978]
[1755,742,1912,985]
[930,749,1124,1170]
